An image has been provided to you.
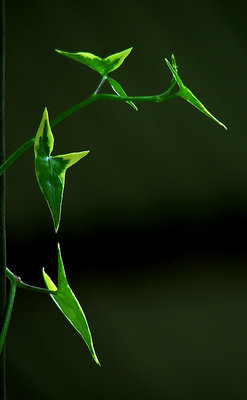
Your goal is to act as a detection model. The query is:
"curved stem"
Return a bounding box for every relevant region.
[51,95,98,127]
[0,278,16,355]
[6,268,57,295]
[0,137,34,176]
[93,91,175,104]
[51,82,176,128]
[0,79,177,176]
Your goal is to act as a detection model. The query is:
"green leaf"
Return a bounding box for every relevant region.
[107,77,138,111]
[43,243,100,366]
[55,47,133,76]
[34,108,89,232]
[165,55,227,130]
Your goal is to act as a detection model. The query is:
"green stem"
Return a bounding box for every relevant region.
[93,91,176,104]
[51,83,176,128]
[0,80,177,176]
[94,75,107,94]
[50,95,98,127]
[0,267,57,356]
[0,279,16,356]
[0,0,6,396]
[0,138,34,176]
[6,268,57,295]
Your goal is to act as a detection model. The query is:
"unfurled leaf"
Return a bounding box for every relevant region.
[165,55,227,130]
[55,47,133,76]
[107,77,138,111]
[43,243,100,366]
[34,108,89,232]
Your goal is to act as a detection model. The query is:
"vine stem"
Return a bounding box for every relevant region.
[5,267,57,295]
[0,0,6,397]
[0,279,16,356]
[51,83,176,127]
[0,81,177,177]
[94,75,107,94]
[0,268,56,357]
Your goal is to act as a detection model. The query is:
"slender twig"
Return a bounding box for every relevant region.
[0,268,56,356]
[0,0,6,397]
[0,79,177,176]
[0,279,17,356]
[0,138,34,176]
[94,75,107,94]
[6,268,57,295]
[51,82,176,127]
[51,94,98,127]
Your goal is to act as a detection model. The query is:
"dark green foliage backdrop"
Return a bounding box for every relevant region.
[5,0,247,398]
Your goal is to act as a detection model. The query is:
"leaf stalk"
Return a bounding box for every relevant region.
[6,268,57,295]
[94,75,107,94]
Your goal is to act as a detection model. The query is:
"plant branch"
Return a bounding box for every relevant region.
[0,138,34,176]
[94,75,107,94]
[0,267,57,356]
[0,79,177,176]
[0,279,17,356]
[0,0,6,396]
[51,81,176,127]
[50,94,99,127]
[6,268,57,295]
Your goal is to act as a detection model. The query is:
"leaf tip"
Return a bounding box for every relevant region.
[88,347,101,367]
[41,107,50,125]
[53,214,60,234]
[164,57,172,71]
[96,359,101,367]
[54,221,60,234]
[213,118,228,131]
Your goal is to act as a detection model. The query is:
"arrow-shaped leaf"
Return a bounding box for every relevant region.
[107,77,138,111]
[165,55,227,130]
[55,47,133,76]
[43,243,100,366]
[34,108,89,232]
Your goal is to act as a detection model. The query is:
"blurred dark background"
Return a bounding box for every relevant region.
[4,0,247,398]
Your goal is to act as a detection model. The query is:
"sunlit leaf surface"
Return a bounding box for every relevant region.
[34,108,89,232]
[165,56,227,130]
[56,47,133,76]
[43,243,100,365]
[107,77,138,111]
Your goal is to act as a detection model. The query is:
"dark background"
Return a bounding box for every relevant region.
[4,0,247,399]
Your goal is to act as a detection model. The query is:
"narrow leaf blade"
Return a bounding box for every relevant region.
[165,57,227,130]
[103,47,133,75]
[34,108,54,157]
[34,109,61,230]
[56,47,133,76]
[55,151,89,167]
[43,244,100,366]
[55,49,106,75]
[107,77,138,111]
[34,109,89,232]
